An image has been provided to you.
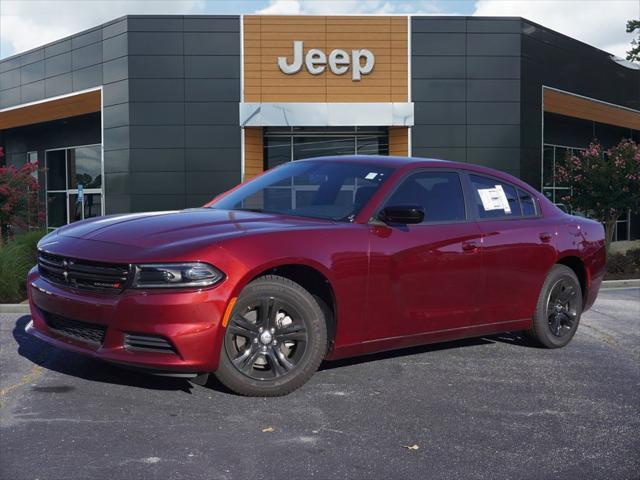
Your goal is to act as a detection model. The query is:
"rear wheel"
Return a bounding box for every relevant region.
[215,275,327,396]
[527,264,582,348]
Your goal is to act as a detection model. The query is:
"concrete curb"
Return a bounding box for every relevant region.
[601,279,640,289]
[0,304,30,314]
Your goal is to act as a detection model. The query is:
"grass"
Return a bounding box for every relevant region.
[0,230,46,303]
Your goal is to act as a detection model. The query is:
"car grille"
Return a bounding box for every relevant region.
[124,333,176,354]
[42,310,106,345]
[38,251,130,294]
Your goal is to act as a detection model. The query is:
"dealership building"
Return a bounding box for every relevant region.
[0,15,638,238]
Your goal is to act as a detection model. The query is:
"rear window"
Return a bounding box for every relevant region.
[469,174,521,219]
[518,188,538,217]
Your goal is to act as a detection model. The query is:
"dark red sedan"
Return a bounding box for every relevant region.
[27,156,605,396]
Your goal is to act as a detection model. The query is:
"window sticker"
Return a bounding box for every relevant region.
[478,185,512,213]
[365,172,378,180]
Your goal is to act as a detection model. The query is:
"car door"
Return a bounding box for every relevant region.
[366,170,484,342]
[465,173,558,324]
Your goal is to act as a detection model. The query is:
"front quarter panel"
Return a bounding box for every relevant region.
[209,225,371,353]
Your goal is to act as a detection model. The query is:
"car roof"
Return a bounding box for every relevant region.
[300,155,540,195]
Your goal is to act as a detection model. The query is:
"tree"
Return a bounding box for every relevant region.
[628,19,640,62]
[0,162,41,244]
[555,139,640,252]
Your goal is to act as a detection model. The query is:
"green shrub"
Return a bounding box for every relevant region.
[627,248,640,269]
[0,230,46,303]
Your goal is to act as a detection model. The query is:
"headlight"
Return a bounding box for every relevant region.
[131,262,224,289]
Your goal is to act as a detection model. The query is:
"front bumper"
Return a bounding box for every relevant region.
[26,266,230,374]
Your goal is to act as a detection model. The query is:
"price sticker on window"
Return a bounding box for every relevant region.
[478,185,511,213]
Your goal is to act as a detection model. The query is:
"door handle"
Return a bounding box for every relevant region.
[462,240,480,252]
[539,232,552,243]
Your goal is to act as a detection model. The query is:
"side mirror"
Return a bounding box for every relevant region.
[378,205,424,225]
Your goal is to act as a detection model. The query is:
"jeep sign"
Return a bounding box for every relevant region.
[277,41,375,81]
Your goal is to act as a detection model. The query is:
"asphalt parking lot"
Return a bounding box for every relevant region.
[1,288,639,480]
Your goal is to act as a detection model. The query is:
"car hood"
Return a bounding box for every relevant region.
[49,209,333,250]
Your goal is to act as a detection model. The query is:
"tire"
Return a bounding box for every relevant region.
[527,264,582,348]
[215,275,327,396]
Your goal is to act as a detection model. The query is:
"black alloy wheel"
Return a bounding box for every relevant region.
[215,275,327,396]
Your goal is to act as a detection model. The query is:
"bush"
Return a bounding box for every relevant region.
[605,248,640,280]
[0,230,46,303]
[627,248,640,269]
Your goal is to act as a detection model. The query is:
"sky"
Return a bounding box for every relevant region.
[0,0,638,60]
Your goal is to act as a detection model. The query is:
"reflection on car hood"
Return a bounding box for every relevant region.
[50,209,332,249]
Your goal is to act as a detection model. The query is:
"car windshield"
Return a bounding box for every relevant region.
[210,160,394,221]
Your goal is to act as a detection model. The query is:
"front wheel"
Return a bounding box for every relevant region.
[215,275,327,396]
[527,264,582,348]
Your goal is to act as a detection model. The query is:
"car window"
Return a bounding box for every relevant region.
[384,171,466,223]
[469,174,522,219]
[211,160,393,221]
[518,188,538,217]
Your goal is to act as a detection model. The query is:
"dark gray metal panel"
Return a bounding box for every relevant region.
[411,146,466,162]
[183,17,239,32]
[72,64,102,90]
[103,19,127,39]
[103,103,129,128]
[185,148,241,171]
[0,69,20,90]
[128,32,184,55]
[411,17,466,33]
[185,79,239,102]
[128,17,184,31]
[130,194,185,211]
[414,102,466,125]
[129,78,184,102]
[185,125,240,148]
[45,73,72,97]
[187,194,217,207]
[412,33,466,56]
[104,149,130,173]
[102,56,128,84]
[466,57,520,79]
[130,172,186,194]
[185,102,238,125]
[72,42,102,70]
[129,102,185,125]
[128,56,184,78]
[103,126,130,151]
[411,57,465,79]
[21,80,45,103]
[102,34,128,62]
[129,125,185,149]
[467,79,520,102]
[466,18,521,33]
[466,147,521,172]
[0,87,21,108]
[103,79,129,106]
[186,170,239,195]
[467,125,520,147]
[71,29,102,49]
[184,56,240,78]
[130,148,185,171]
[412,79,466,101]
[104,172,130,194]
[412,125,467,147]
[20,61,45,84]
[467,34,520,56]
[45,53,72,78]
[0,57,20,74]
[467,102,520,124]
[45,40,72,58]
[20,49,44,66]
[105,194,131,214]
[184,33,240,55]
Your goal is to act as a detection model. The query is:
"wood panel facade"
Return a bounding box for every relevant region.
[243,15,408,103]
[388,127,409,156]
[543,88,640,131]
[0,90,101,130]
[244,127,264,180]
